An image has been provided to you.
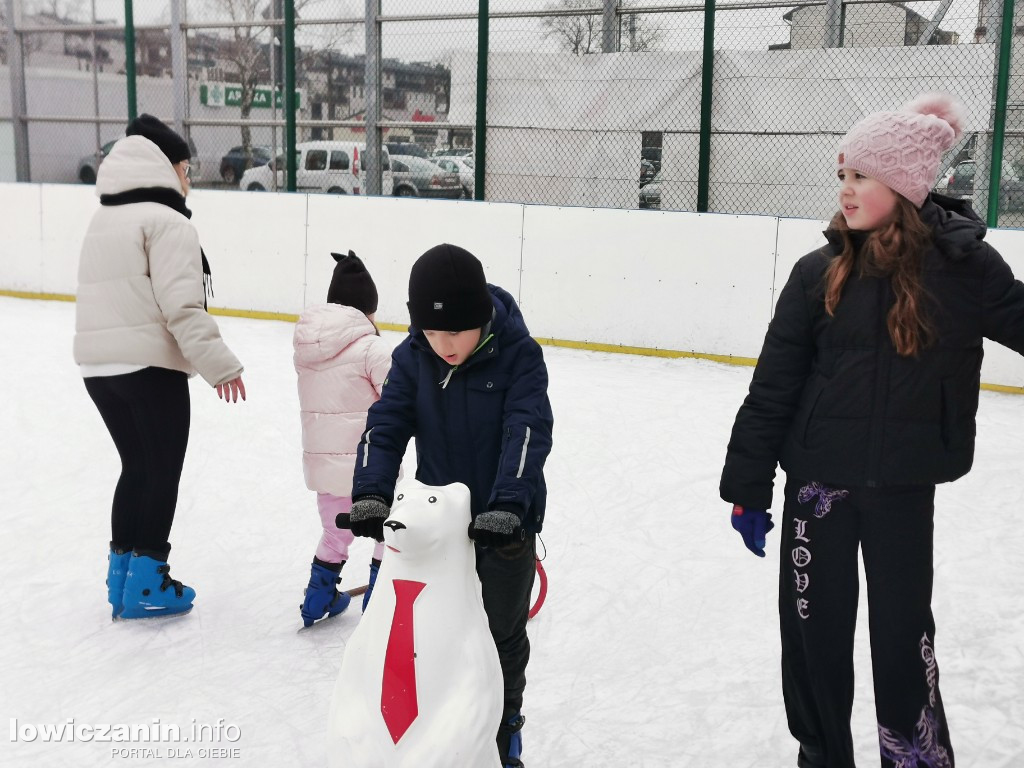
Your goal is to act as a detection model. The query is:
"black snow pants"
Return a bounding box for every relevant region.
[84,367,191,559]
[779,476,954,768]
[477,534,536,738]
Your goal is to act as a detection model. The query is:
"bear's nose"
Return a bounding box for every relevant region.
[383,520,407,531]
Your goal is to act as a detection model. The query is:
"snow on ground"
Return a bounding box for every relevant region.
[1,296,1022,767]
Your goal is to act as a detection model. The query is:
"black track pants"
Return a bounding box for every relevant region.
[84,367,191,558]
[779,476,954,768]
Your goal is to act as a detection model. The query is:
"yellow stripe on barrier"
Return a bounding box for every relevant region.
[5,290,1024,394]
[0,290,76,302]
[207,307,299,323]
[533,336,759,367]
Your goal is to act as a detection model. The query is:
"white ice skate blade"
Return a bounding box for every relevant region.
[115,606,194,622]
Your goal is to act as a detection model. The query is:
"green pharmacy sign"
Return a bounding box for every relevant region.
[200,82,302,110]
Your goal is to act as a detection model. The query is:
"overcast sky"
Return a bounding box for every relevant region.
[42,0,986,62]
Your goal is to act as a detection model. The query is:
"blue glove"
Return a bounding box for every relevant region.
[730,504,774,557]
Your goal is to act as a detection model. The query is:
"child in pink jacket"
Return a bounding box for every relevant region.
[294,251,391,627]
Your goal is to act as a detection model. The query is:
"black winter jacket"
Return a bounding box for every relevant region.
[721,195,1024,510]
[353,284,554,532]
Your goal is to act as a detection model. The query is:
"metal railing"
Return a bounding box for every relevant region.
[2,0,1021,226]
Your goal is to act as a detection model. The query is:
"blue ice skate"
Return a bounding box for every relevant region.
[362,559,381,613]
[120,554,195,619]
[106,546,132,619]
[498,711,525,768]
[300,559,351,627]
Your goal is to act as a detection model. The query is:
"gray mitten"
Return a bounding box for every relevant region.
[468,508,525,548]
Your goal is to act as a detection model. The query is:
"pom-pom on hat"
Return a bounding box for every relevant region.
[837,92,964,207]
[327,250,378,315]
[407,244,493,332]
[125,114,191,165]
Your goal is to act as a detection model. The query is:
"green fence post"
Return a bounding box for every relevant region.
[696,0,715,212]
[284,0,297,192]
[124,0,137,121]
[987,0,1015,227]
[474,0,488,201]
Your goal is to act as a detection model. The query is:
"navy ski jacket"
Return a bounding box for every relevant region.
[353,284,553,532]
[721,194,1024,511]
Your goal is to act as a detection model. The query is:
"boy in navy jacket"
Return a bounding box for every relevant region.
[346,243,553,768]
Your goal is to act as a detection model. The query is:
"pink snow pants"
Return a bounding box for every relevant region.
[315,493,385,564]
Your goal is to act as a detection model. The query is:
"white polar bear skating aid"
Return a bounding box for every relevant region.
[327,480,504,768]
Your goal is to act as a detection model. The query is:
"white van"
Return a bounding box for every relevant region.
[240,140,393,195]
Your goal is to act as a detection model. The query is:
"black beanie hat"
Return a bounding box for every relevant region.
[327,251,378,314]
[125,114,191,165]
[407,244,492,331]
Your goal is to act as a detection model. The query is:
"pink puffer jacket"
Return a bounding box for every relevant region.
[294,304,393,496]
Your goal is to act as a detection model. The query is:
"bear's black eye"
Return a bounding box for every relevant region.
[428,496,437,503]
[397,494,404,501]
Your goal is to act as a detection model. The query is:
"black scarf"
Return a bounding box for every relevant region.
[100,186,213,306]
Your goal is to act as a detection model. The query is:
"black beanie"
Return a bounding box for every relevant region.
[407,244,492,331]
[125,114,191,165]
[327,251,378,314]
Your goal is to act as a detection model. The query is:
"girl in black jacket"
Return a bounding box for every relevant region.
[720,94,1024,768]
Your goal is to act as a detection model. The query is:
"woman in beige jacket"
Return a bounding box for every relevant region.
[74,114,245,620]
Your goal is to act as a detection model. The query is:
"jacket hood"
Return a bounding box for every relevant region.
[96,135,183,197]
[822,192,988,262]
[294,304,377,366]
[918,192,988,261]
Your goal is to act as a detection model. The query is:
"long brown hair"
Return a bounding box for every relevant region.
[823,197,934,357]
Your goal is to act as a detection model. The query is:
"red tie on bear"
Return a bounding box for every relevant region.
[381,579,426,744]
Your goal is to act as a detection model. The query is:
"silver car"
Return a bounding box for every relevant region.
[391,155,461,199]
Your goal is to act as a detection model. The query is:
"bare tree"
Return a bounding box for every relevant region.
[620,12,661,52]
[202,0,270,157]
[541,0,601,54]
[541,0,661,54]
[198,0,352,170]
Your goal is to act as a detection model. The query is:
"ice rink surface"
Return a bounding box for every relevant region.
[2,296,1022,767]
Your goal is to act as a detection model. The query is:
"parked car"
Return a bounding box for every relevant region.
[78,135,200,184]
[434,156,475,198]
[946,159,1024,211]
[642,146,662,174]
[240,141,393,195]
[946,160,975,199]
[390,155,462,199]
[640,158,657,187]
[639,172,661,210]
[219,145,273,185]
[77,139,119,184]
[432,147,473,158]
[385,141,428,159]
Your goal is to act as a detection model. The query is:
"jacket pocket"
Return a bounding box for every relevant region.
[467,375,510,432]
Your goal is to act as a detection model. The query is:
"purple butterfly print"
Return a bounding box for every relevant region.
[797,482,850,518]
[877,707,952,768]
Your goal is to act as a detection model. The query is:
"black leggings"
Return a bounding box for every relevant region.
[84,367,190,558]
[779,476,953,768]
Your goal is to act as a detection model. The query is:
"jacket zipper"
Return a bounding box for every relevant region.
[437,332,495,389]
[865,280,890,486]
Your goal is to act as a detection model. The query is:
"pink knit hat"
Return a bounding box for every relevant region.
[837,93,964,207]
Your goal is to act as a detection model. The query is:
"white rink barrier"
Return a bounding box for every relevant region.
[2,182,1024,390]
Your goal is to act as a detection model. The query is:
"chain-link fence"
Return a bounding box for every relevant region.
[2,0,1022,225]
